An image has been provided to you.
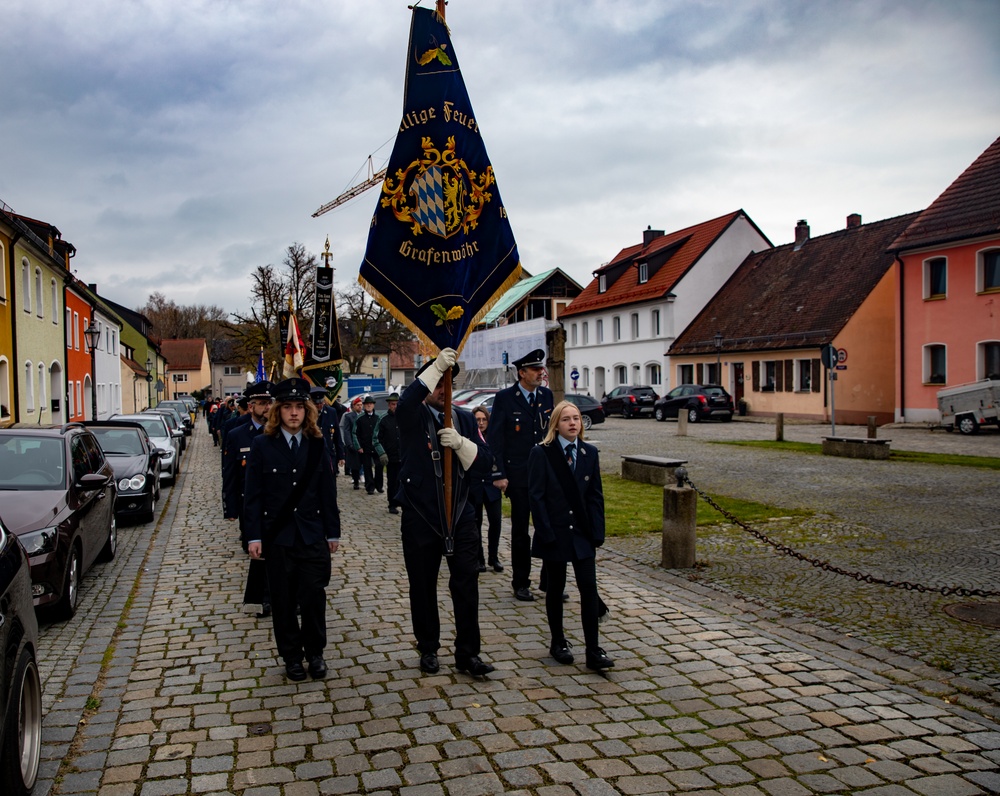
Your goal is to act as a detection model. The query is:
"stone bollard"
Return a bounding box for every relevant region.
[661,467,696,568]
[677,411,688,436]
[775,412,784,442]
[868,416,877,439]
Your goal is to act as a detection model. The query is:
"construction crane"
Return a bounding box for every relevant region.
[312,156,387,218]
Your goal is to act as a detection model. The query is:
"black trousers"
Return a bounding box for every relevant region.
[361,451,384,493]
[543,556,600,652]
[263,538,331,663]
[401,511,481,663]
[475,496,502,564]
[386,461,401,509]
[506,485,533,590]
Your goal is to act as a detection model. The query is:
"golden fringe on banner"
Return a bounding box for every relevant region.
[358,263,522,357]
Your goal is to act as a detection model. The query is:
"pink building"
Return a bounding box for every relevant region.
[890,135,1000,423]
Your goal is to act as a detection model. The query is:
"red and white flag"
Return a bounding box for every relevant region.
[282,313,305,378]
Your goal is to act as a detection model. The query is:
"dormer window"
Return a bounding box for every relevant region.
[598,274,607,293]
[637,262,648,284]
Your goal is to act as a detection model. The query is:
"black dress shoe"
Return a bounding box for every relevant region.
[419,653,439,673]
[388,506,399,515]
[477,562,488,573]
[376,488,384,493]
[285,661,307,681]
[353,483,360,490]
[489,559,504,573]
[513,587,535,602]
[366,490,375,495]
[549,639,574,665]
[307,656,327,679]
[456,656,495,677]
[585,647,615,671]
[256,603,272,619]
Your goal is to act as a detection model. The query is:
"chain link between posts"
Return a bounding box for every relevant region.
[681,472,1000,599]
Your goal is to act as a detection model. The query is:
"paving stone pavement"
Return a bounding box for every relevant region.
[33,425,1000,796]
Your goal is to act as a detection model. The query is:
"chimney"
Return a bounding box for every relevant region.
[793,219,810,250]
[643,225,664,247]
[846,213,862,229]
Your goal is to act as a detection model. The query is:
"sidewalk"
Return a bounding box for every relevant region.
[38,430,1000,796]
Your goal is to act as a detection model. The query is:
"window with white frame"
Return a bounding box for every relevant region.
[0,359,8,418]
[598,274,607,293]
[981,341,1000,380]
[582,367,590,388]
[705,363,720,384]
[35,269,43,318]
[630,313,639,339]
[223,365,243,375]
[924,257,947,299]
[571,323,578,346]
[83,321,91,351]
[22,262,31,313]
[616,365,627,385]
[761,360,777,391]
[637,262,648,284]
[38,363,47,410]
[25,361,34,411]
[68,380,75,417]
[582,322,589,345]
[651,309,660,337]
[678,364,693,385]
[596,319,604,343]
[979,249,1000,293]
[647,364,661,386]
[50,279,57,323]
[924,344,946,384]
[76,382,82,415]
[612,316,621,342]
[174,373,189,382]
[797,359,812,391]
[0,243,5,300]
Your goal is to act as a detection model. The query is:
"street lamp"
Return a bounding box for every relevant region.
[146,356,154,409]
[714,332,723,383]
[84,321,102,420]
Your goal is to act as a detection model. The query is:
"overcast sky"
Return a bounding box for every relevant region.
[2,0,998,317]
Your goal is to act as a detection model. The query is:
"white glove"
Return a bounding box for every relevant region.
[437,427,478,471]
[421,348,458,392]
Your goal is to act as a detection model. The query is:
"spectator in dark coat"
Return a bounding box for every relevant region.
[339,396,363,489]
[470,405,503,572]
[353,394,383,495]
[374,392,402,514]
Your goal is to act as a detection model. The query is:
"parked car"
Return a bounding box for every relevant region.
[601,386,659,418]
[564,393,606,430]
[84,422,162,523]
[158,400,194,432]
[653,384,735,423]
[454,389,498,407]
[145,408,186,452]
[0,424,117,619]
[112,414,180,483]
[0,514,42,796]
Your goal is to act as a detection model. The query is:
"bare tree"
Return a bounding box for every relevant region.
[337,283,414,373]
[226,264,287,367]
[140,291,229,345]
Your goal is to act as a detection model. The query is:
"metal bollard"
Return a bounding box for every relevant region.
[775,412,784,441]
[661,466,696,568]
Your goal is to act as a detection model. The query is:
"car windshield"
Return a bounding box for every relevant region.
[90,428,145,456]
[0,436,66,489]
[150,412,178,430]
[567,394,598,408]
[123,417,169,440]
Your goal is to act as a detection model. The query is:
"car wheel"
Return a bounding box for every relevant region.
[687,407,700,424]
[0,647,42,796]
[99,516,118,562]
[144,496,157,524]
[622,405,632,419]
[581,414,593,430]
[654,407,665,422]
[957,414,979,435]
[55,544,82,620]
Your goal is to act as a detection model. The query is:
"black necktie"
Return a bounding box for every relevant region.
[290,436,299,456]
[565,443,575,471]
[528,393,535,410]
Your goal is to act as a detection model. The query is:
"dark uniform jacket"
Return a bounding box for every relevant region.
[222,419,264,519]
[352,411,380,453]
[221,412,250,453]
[317,404,345,462]
[395,380,492,532]
[374,410,401,463]
[527,440,605,562]
[486,383,554,488]
[243,432,341,549]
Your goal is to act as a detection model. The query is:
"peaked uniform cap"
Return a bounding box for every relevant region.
[245,381,273,399]
[513,349,545,369]
[273,377,311,403]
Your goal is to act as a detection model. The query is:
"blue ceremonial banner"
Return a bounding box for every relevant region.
[359,6,521,354]
[255,347,265,383]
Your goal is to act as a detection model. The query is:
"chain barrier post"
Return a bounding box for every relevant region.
[661,466,697,568]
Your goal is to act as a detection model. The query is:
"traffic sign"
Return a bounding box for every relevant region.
[570,368,580,380]
[821,344,838,369]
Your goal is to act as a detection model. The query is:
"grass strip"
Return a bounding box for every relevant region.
[711,439,1000,470]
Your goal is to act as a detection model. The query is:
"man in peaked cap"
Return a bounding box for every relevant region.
[374,392,402,514]
[486,348,554,601]
[353,394,384,495]
[243,376,341,681]
[395,350,495,677]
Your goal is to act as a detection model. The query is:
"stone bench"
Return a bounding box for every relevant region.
[822,436,891,460]
[621,454,688,486]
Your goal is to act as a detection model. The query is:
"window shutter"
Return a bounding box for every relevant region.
[784,360,794,392]
[774,361,784,391]
[811,359,821,392]
[696,363,703,383]
[752,361,760,391]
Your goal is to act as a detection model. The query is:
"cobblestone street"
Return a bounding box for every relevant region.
[34,423,1000,796]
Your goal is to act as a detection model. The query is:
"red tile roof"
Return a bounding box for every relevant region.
[560,211,761,317]
[890,135,1000,252]
[161,338,207,371]
[671,212,921,356]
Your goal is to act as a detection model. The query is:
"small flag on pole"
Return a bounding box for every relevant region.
[283,314,305,378]
[255,347,265,383]
[359,7,521,354]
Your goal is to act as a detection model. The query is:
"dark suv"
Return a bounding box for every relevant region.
[601,386,659,418]
[653,384,735,423]
[0,424,117,618]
